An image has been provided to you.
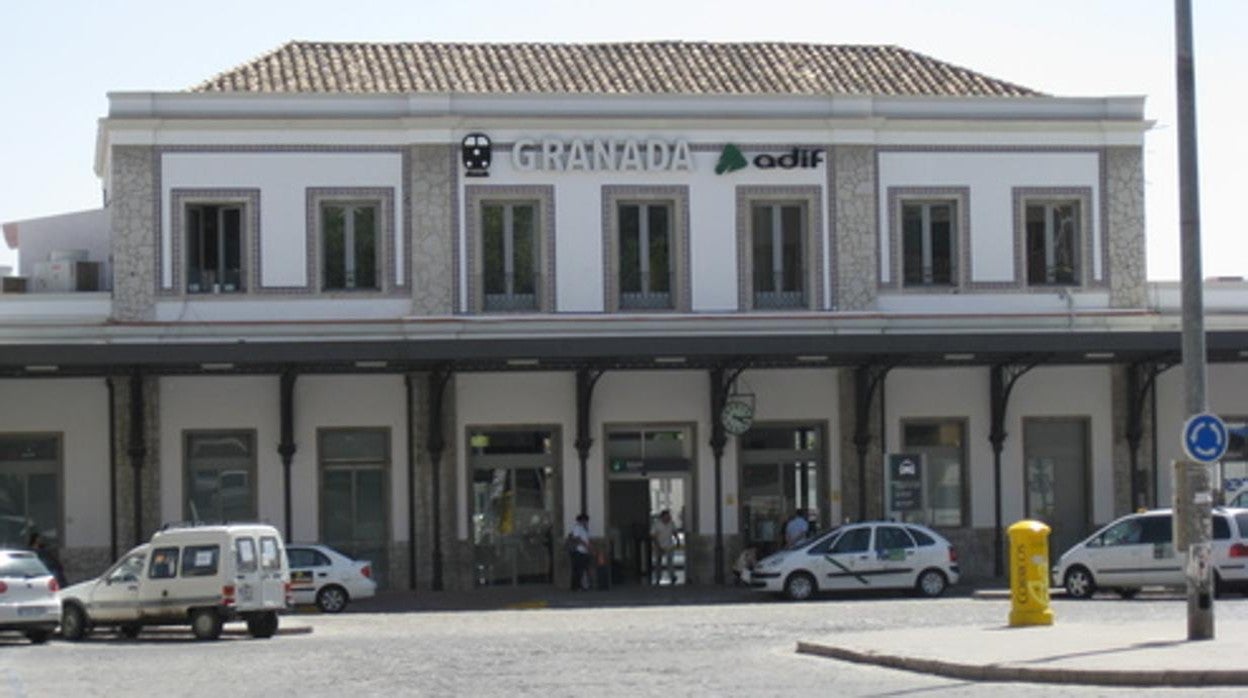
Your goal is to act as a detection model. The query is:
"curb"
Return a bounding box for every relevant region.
[795,641,1248,687]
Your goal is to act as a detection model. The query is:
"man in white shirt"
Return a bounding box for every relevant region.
[568,513,593,591]
[784,509,810,548]
[650,509,679,585]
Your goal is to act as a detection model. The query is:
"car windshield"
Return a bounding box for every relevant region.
[0,555,51,579]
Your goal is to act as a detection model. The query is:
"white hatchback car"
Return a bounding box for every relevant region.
[1052,507,1248,599]
[286,544,377,613]
[744,521,960,600]
[0,550,61,643]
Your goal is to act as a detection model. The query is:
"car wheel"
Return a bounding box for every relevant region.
[25,629,50,644]
[1116,588,1140,600]
[783,572,816,601]
[246,611,279,639]
[915,569,948,598]
[61,604,89,642]
[1064,566,1096,599]
[119,623,142,639]
[316,585,350,613]
[190,608,222,641]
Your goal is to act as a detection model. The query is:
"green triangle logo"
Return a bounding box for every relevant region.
[716,144,748,174]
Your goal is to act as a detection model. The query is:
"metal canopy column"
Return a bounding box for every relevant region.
[988,357,1044,578]
[1125,360,1175,510]
[127,368,146,547]
[853,364,894,522]
[574,367,605,517]
[278,369,298,541]
[425,366,453,591]
[709,365,745,585]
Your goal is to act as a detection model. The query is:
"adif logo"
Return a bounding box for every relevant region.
[715,144,748,174]
[717,144,826,174]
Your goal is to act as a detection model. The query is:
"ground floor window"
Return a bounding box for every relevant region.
[319,428,389,586]
[605,426,692,585]
[184,430,256,522]
[739,425,821,556]
[469,428,558,587]
[900,419,968,528]
[0,435,59,548]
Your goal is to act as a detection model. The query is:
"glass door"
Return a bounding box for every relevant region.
[739,425,821,557]
[606,427,693,586]
[319,429,389,587]
[1024,418,1090,557]
[469,429,557,587]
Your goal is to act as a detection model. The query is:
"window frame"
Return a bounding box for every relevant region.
[1013,187,1093,289]
[316,427,392,567]
[170,189,259,297]
[465,186,556,313]
[320,200,381,291]
[0,433,64,550]
[898,418,970,529]
[884,187,970,292]
[602,186,690,313]
[183,429,258,523]
[736,186,823,311]
[306,188,395,295]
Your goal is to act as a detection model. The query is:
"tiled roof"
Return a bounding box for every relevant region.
[192,41,1042,97]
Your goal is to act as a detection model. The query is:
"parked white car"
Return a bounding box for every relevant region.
[744,521,960,600]
[0,550,61,644]
[60,523,290,640]
[286,544,376,613]
[1052,507,1248,599]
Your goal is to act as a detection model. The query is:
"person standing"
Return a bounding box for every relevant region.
[650,509,679,585]
[27,532,67,587]
[783,509,810,548]
[567,513,593,591]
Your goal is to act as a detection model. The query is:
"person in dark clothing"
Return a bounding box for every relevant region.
[27,532,67,587]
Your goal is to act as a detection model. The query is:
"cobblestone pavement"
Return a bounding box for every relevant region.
[3,594,1247,697]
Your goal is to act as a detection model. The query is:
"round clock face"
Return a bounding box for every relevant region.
[721,399,754,436]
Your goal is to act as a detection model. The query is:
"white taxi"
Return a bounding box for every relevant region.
[286,544,376,613]
[1052,507,1248,599]
[744,521,959,600]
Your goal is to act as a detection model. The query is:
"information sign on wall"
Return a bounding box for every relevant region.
[887,453,924,512]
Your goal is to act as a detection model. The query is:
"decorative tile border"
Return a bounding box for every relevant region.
[734,185,825,311]
[303,188,398,296]
[154,146,410,298]
[464,185,557,313]
[600,185,692,313]
[1011,187,1094,289]
[167,189,260,297]
[881,187,971,292]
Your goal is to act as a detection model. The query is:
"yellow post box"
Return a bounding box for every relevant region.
[1008,519,1054,627]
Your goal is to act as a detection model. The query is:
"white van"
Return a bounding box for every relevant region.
[60,523,290,641]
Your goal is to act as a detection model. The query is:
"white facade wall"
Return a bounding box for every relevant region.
[462,133,829,313]
[877,151,1102,285]
[293,375,409,543]
[160,152,405,289]
[0,379,110,548]
[886,366,1114,527]
[159,376,281,527]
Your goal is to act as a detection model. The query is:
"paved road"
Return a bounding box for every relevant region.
[4,594,1248,696]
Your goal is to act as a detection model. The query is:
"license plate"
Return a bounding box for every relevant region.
[17,606,47,617]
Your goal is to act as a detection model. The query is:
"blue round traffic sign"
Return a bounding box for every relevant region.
[1182,413,1228,463]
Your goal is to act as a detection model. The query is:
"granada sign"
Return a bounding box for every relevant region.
[512,137,694,172]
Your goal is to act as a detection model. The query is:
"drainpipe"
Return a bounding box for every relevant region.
[574,368,604,518]
[709,367,728,585]
[426,368,452,591]
[107,377,117,561]
[278,369,297,542]
[128,369,145,547]
[405,373,417,591]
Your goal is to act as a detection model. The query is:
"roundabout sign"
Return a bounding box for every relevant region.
[1182,412,1228,463]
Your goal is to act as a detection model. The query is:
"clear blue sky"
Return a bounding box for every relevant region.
[1,0,1243,281]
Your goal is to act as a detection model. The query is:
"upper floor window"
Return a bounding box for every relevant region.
[482,203,538,311]
[902,201,956,287]
[751,203,806,308]
[186,204,244,294]
[618,202,673,310]
[1025,200,1081,286]
[322,202,379,291]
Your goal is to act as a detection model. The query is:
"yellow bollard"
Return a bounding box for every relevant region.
[1008,519,1055,627]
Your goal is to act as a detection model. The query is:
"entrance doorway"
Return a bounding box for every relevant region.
[739,425,822,558]
[1024,417,1091,557]
[468,428,558,587]
[605,427,692,586]
[318,428,390,587]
